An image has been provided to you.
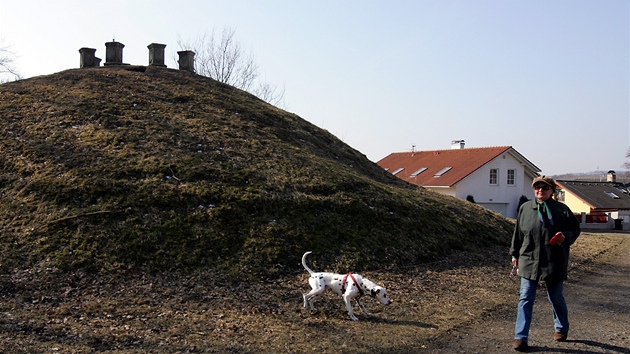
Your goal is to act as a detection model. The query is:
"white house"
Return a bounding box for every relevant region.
[377,141,541,218]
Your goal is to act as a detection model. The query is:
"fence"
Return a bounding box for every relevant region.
[576,212,626,231]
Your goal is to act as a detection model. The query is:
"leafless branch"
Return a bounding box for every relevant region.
[177,27,284,107]
[254,81,286,107]
[0,43,21,82]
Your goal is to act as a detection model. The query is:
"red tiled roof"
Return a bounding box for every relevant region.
[376,146,514,187]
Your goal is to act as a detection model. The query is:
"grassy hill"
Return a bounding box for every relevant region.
[0,65,513,276]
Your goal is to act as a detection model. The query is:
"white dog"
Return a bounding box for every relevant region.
[301,251,391,321]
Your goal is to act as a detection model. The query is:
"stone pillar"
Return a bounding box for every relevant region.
[177,50,195,72]
[105,41,125,65]
[148,43,167,67]
[79,47,101,68]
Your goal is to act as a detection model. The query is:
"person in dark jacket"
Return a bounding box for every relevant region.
[510,176,580,351]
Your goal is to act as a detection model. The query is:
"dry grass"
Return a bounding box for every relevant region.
[0,233,622,353]
[1,65,613,353]
[1,65,512,276]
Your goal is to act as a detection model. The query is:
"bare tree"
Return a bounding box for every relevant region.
[0,43,21,82]
[177,27,284,106]
[254,81,285,107]
[624,147,630,170]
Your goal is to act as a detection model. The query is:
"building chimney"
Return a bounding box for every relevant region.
[104,41,125,65]
[451,140,465,149]
[148,43,167,67]
[607,170,616,183]
[79,47,101,68]
[177,50,195,72]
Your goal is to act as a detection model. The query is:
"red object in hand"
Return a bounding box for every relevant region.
[550,232,564,246]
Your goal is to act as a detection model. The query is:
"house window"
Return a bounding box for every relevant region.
[507,169,515,185]
[411,167,427,177]
[391,167,405,176]
[434,167,452,177]
[556,190,565,202]
[605,191,621,199]
[489,169,498,185]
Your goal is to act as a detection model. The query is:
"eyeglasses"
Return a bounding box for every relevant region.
[534,185,551,191]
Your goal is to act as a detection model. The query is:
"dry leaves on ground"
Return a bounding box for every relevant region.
[0,233,623,353]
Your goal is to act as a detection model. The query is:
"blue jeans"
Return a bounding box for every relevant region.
[515,277,569,341]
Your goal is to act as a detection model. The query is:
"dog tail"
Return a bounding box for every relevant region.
[302,251,315,274]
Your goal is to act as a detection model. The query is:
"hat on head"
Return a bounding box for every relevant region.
[532,175,556,189]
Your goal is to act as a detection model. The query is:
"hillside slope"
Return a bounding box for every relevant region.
[0,66,513,275]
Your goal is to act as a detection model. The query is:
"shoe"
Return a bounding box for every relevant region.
[513,339,528,351]
[553,332,568,342]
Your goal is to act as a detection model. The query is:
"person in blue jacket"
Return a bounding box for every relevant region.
[510,176,581,351]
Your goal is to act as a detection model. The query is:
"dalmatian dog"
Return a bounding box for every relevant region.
[301,251,391,321]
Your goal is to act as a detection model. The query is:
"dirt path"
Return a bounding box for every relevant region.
[425,233,630,353]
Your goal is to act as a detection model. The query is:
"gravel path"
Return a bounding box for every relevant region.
[425,233,630,353]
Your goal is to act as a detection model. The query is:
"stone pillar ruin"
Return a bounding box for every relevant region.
[148,43,167,67]
[79,47,101,68]
[104,41,125,65]
[177,50,195,72]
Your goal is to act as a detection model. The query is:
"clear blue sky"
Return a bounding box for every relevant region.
[1,0,628,175]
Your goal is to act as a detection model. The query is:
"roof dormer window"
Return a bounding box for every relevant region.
[411,167,427,177]
[391,167,405,176]
[605,191,621,199]
[434,167,452,177]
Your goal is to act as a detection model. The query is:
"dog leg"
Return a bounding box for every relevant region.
[305,293,323,310]
[304,292,321,310]
[303,280,326,310]
[303,293,310,309]
[343,294,359,321]
[355,298,372,316]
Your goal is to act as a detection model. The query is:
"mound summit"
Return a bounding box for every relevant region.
[0,65,513,275]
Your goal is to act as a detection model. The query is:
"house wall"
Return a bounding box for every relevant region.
[561,190,592,214]
[609,210,630,220]
[425,187,456,197]
[617,211,630,230]
[453,154,530,219]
